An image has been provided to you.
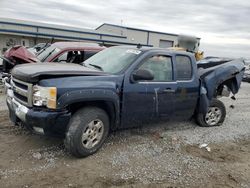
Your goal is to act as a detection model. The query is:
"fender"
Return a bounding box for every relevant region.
[198,59,245,114]
[203,60,245,100]
[57,88,120,126]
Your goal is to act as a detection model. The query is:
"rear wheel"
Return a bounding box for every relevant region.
[196,98,226,127]
[64,107,109,158]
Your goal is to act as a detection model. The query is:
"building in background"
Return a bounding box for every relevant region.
[0,17,199,56]
[96,23,181,48]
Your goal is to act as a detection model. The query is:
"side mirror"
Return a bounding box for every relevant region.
[132,69,154,81]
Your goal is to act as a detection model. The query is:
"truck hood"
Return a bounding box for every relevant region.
[11,63,108,83]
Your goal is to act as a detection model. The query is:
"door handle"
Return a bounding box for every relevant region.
[163,88,175,93]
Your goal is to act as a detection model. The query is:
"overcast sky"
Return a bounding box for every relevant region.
[0,0,249,58]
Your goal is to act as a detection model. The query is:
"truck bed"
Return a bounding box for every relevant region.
[197,58,245,114]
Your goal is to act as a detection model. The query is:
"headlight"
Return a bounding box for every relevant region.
[33,85,57,109]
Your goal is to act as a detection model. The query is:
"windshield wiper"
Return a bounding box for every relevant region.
[42,48,56,62]
[37,43,51,56]
[88,63,103,71]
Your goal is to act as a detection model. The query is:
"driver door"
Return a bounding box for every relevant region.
[121,54,177,128]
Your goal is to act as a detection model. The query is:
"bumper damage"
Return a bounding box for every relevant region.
[6,89,71,136]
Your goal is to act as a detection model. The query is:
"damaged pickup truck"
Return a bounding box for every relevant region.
[5,46,245,157]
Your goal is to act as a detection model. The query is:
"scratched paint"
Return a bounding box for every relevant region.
[154,88,160,115]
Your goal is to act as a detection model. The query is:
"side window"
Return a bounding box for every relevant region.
[84,51,98,61]
[54,51,84,64]
[139,55,173,82]
[175,55,192,80]
[54,52,68,62]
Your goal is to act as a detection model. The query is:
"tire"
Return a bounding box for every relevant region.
[64,107,109,158]
[196,98,226,127]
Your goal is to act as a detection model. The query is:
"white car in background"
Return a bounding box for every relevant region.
[243,59,250,82]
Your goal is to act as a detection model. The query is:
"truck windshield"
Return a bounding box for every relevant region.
[83,47,142,74]
[37,46,61,62]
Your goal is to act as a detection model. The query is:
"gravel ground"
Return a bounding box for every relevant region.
[0,83,250,187]
[0,94,6,111]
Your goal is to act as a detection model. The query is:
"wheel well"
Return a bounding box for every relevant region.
[67,101,117,130]
[215,77,237,97]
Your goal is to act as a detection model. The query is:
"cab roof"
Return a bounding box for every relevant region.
[113,45,194,56]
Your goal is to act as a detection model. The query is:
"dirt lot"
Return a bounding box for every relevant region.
[0,83,250,188]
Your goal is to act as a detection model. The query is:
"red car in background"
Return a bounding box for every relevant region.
[1,42,105,76]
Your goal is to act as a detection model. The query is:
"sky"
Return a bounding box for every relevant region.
[0,0,249,58]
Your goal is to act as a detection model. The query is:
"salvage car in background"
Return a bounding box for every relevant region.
[28,43,50,55]
[1,42,105,77]
[5,46,245,157]
[36,42,105,63]
[243,59,250,82]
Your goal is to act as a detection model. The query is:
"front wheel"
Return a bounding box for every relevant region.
[64,107,109,158]
[196,98,226,127]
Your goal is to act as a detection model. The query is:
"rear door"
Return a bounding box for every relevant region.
[121,53,177,127]
[173,54,200,119]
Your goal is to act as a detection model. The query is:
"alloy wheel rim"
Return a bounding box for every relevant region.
[81,119,104,149]
[205,107,222,126]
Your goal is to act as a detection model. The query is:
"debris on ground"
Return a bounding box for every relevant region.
[151,131,163,140]
[32,152,42,160]
[230,104,235,109]
[199,143,211,152]
[231,96,236,100]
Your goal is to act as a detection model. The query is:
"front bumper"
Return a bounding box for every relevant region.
[6,89,71,136]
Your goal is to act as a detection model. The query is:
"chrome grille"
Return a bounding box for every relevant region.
[11,78,33,107]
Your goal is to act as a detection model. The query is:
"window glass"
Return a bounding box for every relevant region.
[175,55,192,80]
[84,51,98,61]
[37,46,61,62]
[54,51,84,64]
[139,55,173,82]
[83,47,141,73]
[54,52,67,62]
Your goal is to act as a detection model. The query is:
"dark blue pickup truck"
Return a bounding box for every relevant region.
[5,46,245,157]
